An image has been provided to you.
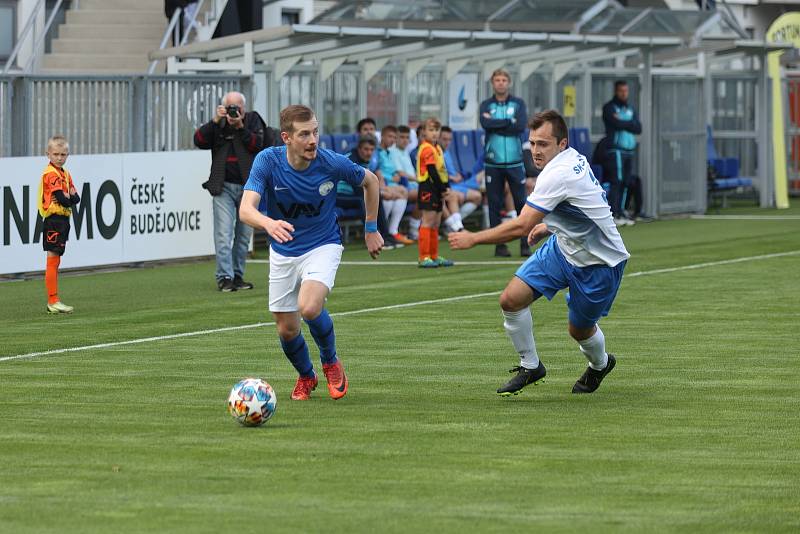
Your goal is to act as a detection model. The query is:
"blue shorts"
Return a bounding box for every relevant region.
[515,236,626,329]
[451,183,472,195]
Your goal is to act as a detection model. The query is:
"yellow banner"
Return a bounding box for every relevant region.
[766,12,800,209]
[563,85,576,118]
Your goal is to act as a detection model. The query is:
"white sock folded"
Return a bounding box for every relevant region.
[459,201,478,219]
[502,308,539,369]
[578,326,608,371]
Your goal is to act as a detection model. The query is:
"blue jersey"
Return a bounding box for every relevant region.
[245,146,366,256]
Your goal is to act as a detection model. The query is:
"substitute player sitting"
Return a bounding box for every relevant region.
[449,110,629,395]
[239,105,383,401]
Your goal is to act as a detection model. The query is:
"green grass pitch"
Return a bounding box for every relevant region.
[1,205,799,533]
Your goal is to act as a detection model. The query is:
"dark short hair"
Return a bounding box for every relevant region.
[356,117,376,132]
[357,134,377,147]
[381,125,398,135]
[397,125,410,135]
[440,125,453,134]
[280,105,315,134]
[529,110,569,144]
[614,80,628,89]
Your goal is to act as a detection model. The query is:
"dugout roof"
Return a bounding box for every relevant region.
[150,0,792,76]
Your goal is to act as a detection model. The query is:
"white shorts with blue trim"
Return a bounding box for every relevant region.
[515,236,625,328]
[268,243,343,312]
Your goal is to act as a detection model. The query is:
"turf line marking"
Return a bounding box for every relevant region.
[625,250,800,278]
[248,260,524,265]
[0,292,500,363]
[3,250,799,363]
[690,215,800,220]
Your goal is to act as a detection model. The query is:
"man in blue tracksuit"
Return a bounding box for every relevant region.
[602,80,641,224]
[480,69,529,257]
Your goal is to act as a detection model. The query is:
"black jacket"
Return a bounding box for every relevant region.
[193,111,275,196]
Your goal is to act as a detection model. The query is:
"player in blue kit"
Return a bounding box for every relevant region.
[239,105,384,401]
[449,110,629,396]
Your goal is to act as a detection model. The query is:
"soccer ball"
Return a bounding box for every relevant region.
[227,378,277,427]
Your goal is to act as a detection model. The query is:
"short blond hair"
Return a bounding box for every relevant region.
[491,69,511,82]
[46,135,69,152]
[422,117,441,130]
[280,105,315,134]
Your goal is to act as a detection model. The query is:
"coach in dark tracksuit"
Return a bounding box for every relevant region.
[480,69,529,257]
[603,80,641,223]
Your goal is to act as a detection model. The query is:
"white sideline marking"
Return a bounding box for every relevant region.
[248,260,524,265]
[0,292,500,363]
[3,250,799,363]
[690,215,800,220]
[625,250,800,278]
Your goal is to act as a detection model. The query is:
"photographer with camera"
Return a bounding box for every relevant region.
[194,91,275,292]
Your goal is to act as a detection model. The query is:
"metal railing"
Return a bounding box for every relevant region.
[0,77,11,156]
[3,0,69,74]
[148,0,230,75]
[0,74,251,157]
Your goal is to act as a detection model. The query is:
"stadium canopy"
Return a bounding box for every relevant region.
[148,0,793,215]
[150,0,786,78]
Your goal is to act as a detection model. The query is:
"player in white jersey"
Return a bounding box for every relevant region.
[239,105,383,401]
[449,110,629,395]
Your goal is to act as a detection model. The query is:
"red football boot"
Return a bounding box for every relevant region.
[322,360,348,400]
[290,375,318,401]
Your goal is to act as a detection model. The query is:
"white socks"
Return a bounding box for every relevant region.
[482,204,490,229]
[459,201,478,219]
[408,217,421,239]
[382,198,408,235]
[502,308,539,369]
[444,212,464,232]
[578,326,608,370]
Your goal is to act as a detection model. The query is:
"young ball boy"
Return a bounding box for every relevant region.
[38,135,80,314]
[415,118,457,268]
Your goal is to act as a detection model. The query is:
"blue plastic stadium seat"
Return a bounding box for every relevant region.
[318,134,333,151]
[454,130,478,179]
[332,134,358,154]
[569,127,592,161]
[475,128,485,148]
[445,140,462,176]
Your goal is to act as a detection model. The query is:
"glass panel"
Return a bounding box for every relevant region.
[0,6,13,58]
[279,72,315,114]
[711,77,756,132]
[367,70,401,128]
[520,73,551,116]
[408,70,443,129]
[323,71,360,134]
[591,75,640,136]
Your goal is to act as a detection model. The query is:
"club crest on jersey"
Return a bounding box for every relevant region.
[318,181,334,196]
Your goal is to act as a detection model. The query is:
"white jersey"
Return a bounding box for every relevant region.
[527,147,629,268]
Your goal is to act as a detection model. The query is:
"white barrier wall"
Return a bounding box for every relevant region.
[1,150,215,275]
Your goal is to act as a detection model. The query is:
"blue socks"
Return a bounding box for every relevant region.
[280,333,314,378]
[304,309,338,365]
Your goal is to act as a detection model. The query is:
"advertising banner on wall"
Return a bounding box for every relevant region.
[448,73,479,130]
[0,151,213,275]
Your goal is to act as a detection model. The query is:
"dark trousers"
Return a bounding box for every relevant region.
[605,149,635,217]
[486,165,527,248]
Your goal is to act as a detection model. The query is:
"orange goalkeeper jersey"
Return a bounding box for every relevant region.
[38,164,76,218]
[416,141,449,184]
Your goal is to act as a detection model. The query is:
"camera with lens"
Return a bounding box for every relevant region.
[225,104,240,119]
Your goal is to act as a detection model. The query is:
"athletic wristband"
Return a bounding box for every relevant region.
[365,221,378,233]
